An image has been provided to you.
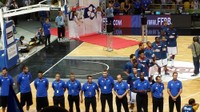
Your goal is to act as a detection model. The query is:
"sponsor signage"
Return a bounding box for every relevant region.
[7,43,17,60]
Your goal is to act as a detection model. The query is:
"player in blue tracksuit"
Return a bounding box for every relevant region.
[182,98,198,112]
[0,67,14,112]
[135,42,145,59]
[166,24,178,68]
[132,59,144,77]
[161,21,169,34]
[124,54,135,76]
[127,67,138,112]
[152,37,163,74]
[161,36,170,75]
[144,41,155,63]
[137,50,152,79]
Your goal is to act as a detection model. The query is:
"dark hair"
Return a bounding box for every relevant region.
[188,98,195,105]
[146,41,151,45]
[156,76,161,80]
[21,65,28,71]
[138,42,143,47]
[70,72,74,75]
[155,37,159,40]
[173,72,178,76]
[87,75,92,79]
[138,50,144,55]
[193,36,199,42]
[2,67,8,71]
[38,71,43,74]
[56,72,60,75]
[20,36,25,40]
[103,69,108,72]
[130,54,135,59]
[40,106,68,112]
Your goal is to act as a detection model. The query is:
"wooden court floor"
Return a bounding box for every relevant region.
[4,36,200,112]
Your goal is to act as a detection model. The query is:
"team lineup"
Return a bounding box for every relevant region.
[0,22,199,112]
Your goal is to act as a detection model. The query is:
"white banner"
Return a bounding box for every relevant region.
[7,43,17,60]
[6,25,14,45]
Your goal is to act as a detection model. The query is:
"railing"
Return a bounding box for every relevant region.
[149,3,200,14]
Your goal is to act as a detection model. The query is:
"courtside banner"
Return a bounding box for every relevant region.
[113,15,171,28]
[146,15,171,28]
[114,15,132,28]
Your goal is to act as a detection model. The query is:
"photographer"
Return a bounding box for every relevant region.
[188,36,200,76]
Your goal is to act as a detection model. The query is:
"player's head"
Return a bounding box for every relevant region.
[169,23,173,29]
[38,71,43,79]
[22,65,29,74]
[102,69,108,78]
[108,3,113,8]
[45,18,49,23]
[155,76,162,83]
[130,54,135,60]
[132,67,138,75]
[133,59,138,66]
[87,75,93,83]
[140,73,145,81]
[139,42,144,50]
[138,50,145,59]
[155,37,160,43]
[117,74,123,82]
[163,21,168,26]
[193,36,199,42]
[55,72,61,81]
[69,72,75,81]
[2,67,8,76]
[172,72,178,81]
[161,31,165,36]
[161,36,166,41]
[58,11,62,16]
[188,98,196,106]
[146,41,152,47]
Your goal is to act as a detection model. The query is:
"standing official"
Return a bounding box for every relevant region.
[167,72,183,112]
[43,18,51,48]
[166,24,178,68]
[161,36,169,75]
[0,67,14,112]
[134,73,150,112]
[124,54,135,76]
[52,73,66,108]
[17,65,33,112]
[127,67,138,112]
[81,75,99,112]
[114,74,129,112]
[34,71,49,111]
[65,73,81,112]
[188,37,200,76]
[151,76,164,112]
[55,11,65,41]
[98,70,114,112]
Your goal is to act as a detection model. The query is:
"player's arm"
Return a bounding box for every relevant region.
[34,80,37,89]
[80,85,84,103]
[175,82,182,99]
[96,87,100,101]
[46,79,49,90]
[167,83,174,98]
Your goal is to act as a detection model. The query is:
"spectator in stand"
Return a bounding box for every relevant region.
[23,0,32,21]
[113,0,121,15]
[141,0,152,13]
[123,0,131,15]
[10,0,18,25]
[133,0,141,15]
